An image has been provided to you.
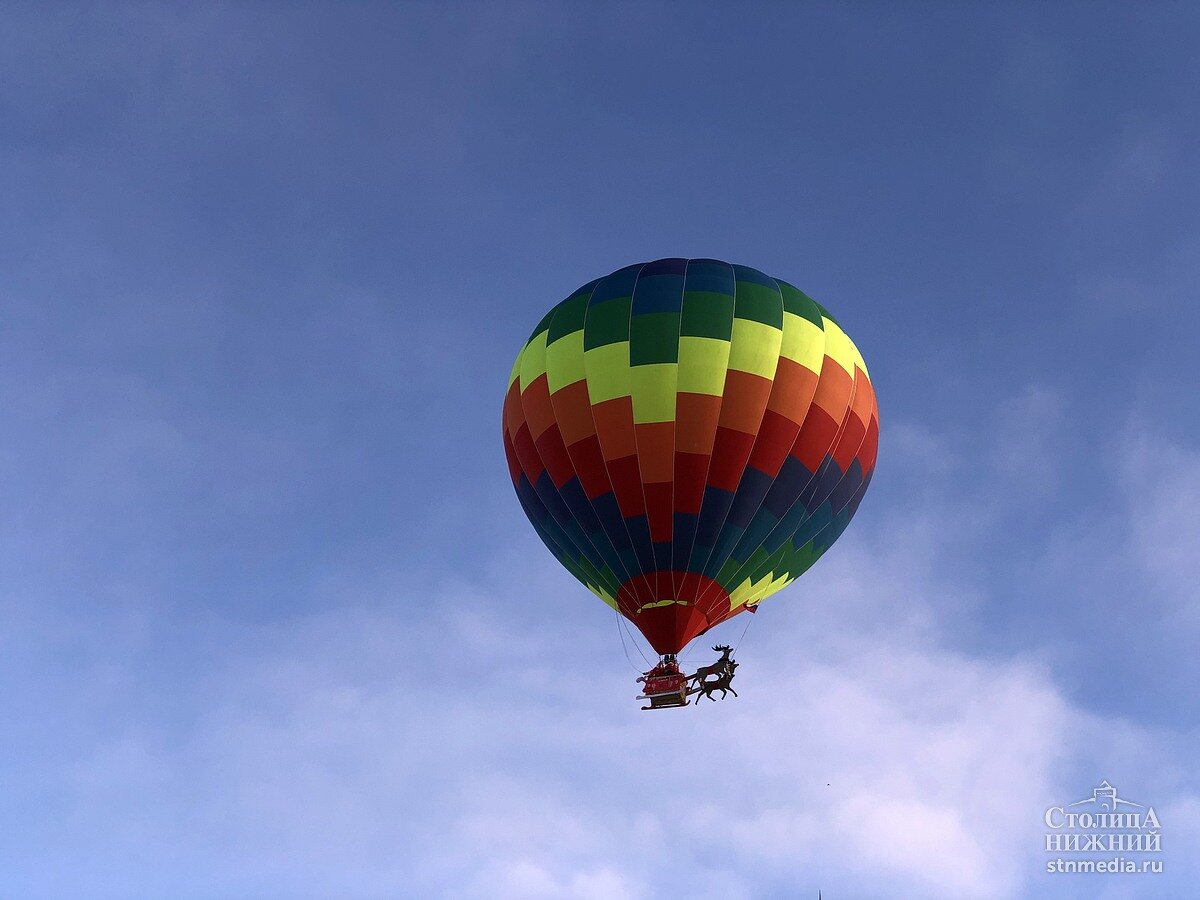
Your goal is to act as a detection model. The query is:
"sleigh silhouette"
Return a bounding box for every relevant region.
[635,645,739,710]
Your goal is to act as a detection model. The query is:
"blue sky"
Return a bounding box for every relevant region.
[1,5,1198,898]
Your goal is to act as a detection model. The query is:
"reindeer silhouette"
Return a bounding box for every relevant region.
[687,645,733,686]
[694,659,738,703]
[686,645,739,704]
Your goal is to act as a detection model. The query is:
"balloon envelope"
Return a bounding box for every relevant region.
[502,259,878,655]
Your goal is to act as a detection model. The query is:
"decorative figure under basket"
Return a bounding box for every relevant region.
[635,645,739,710]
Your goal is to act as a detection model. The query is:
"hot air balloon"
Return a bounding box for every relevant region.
[501,259,878,708]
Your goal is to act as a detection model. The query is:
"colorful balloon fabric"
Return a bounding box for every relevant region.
[502,259,879,655]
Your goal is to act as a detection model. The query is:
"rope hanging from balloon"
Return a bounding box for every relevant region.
[679,604,757,668]
[615,607,652,673]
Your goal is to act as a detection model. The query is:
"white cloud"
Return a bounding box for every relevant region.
[989,385,1065,492]
[0,549,1093,898]
[1120,428,1200,619]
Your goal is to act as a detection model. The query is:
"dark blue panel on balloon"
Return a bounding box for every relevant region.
[761,455,815,519]
[589,263,643,304]
[725,466,774,529]
[682,259,736,295]
[829,459,865,512]
[694,485,736,548]
[730,509,781,565]
[592,492,632,551]
[624,514,656,573]
[671,513,698,571]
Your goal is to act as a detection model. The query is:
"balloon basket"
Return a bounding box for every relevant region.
[635,657,689,710]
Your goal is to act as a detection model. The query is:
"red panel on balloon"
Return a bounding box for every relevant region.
[616,571,734,655]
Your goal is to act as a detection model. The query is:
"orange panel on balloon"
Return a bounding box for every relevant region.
[634,421,675,483]
[591,396,638,460]
[674,392,723,454]
[549,379,597,446]
[717,369,773,434]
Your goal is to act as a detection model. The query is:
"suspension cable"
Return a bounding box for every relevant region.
[615,604,755,675]
[682,605,758,668]
[679,641,699,665]
[615,607,652,673]
[622,614,653,666]
[733,607,756,652]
